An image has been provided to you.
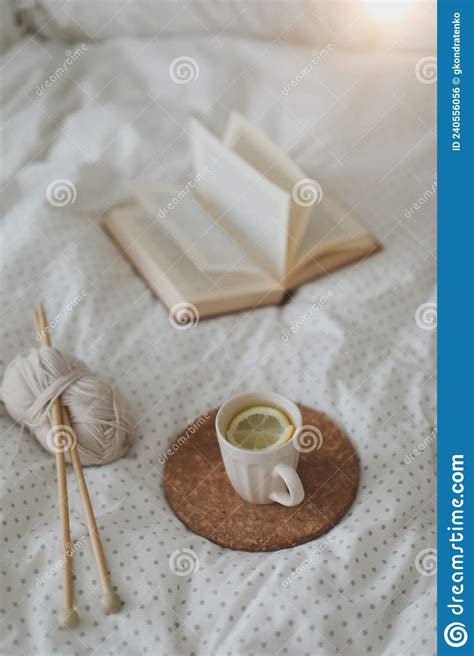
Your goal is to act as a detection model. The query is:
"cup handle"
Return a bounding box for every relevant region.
[269,463,305,506]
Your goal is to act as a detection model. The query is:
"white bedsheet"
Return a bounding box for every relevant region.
[0,24,436,656]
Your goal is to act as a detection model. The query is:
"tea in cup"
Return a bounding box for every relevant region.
[215,392,304,506]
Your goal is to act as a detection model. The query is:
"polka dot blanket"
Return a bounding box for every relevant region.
[0,26,435,656]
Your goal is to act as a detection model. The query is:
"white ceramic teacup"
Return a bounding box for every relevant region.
[215,392,305,506]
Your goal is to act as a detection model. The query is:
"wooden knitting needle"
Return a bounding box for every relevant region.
[35,304,122,614]
[34,305,79,630]
[62,405,122,613]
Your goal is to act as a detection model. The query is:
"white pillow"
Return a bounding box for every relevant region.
[17,0,436,51]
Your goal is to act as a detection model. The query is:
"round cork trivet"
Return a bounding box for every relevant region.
[164,406,359,552]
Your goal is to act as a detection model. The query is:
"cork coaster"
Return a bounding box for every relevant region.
[164,406,359,552]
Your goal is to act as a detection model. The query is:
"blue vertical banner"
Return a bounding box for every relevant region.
[438,0,474,654]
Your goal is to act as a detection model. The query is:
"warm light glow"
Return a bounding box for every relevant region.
[364,0,415,22]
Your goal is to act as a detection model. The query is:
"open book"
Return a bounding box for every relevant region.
[103,113,377,318]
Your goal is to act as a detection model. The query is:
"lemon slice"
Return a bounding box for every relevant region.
[226,406,294,450]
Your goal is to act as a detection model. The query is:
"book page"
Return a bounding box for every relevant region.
[223,112,313,270]
[103,204,278,308]
[130,182,265,278]
[292,194,375,271]
[191,119,290,280]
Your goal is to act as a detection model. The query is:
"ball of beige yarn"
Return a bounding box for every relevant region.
[2,347,134,465]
